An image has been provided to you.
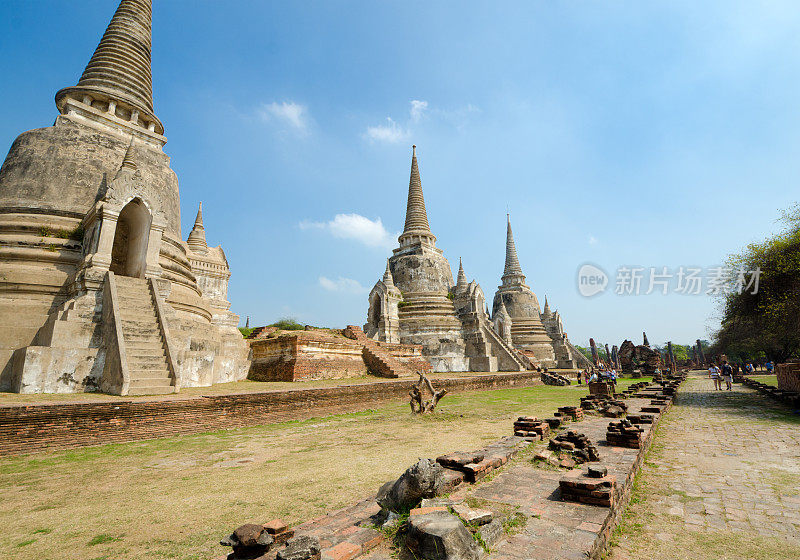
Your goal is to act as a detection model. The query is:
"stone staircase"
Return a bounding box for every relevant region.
[114,275,175,395]
[477,318,528,371]
[344,325,420,378]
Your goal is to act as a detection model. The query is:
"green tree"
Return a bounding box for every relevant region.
[711,205,800,362]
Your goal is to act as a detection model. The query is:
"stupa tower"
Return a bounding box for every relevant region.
[0,0,249,394]
[367,146,467,371]
[492,215,557,366]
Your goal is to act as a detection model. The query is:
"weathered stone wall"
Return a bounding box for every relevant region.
[0,371,543,455]
[776,362,800,392]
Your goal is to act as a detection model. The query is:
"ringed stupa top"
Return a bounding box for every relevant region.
[501,215,526,286]
[455,258,468,293]
[55,0,163,135]
[187,202,208,254]
[398,146,436,246]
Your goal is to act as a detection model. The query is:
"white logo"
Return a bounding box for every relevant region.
[577,263,608,297]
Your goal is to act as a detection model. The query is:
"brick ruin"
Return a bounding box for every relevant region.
[213,373,688,560]
[247,326,431,382]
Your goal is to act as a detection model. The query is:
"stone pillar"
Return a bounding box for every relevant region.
[589,338,599,366]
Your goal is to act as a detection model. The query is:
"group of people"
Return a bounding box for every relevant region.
[577,365,617,385]
[708,361,734,390]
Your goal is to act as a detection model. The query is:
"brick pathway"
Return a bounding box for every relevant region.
[611,374,800,560]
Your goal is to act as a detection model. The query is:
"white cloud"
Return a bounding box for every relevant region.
[258,101,309,133]
[299,213,397,249]
[364,117,409,143]
[588,235,599,245]
[319,276,367,293]
[410,99,428,122]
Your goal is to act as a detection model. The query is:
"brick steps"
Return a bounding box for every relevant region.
[344,325,420,378]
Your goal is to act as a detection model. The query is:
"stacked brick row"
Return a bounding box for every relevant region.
[554,405,584,421]
[513,416,551,440]
[606,420,644,449]
[559,472,617,507]
[436,436,523,484]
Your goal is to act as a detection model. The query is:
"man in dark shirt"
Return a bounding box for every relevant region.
[721,361,733,391]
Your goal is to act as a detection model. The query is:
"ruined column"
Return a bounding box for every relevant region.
[611,345,620,369]
[604,343,612,367]
[696,339,706,366]
[642,332,650,348]
[667,341,675,370]
[589,338,599,366]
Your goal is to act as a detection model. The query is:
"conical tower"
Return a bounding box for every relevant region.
[55,0,163,135]
[398,146,436,246]
[187,202,208,254]
[382,260,396,290]
[493,214,555,365]
[455,258,468,294]
[542,296,551,318]
[502,214,525,285]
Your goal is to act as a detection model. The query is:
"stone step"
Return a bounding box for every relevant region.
[127,347,166,359]
[129,355,168,369]
[123,333,163,345]
[127,385,176,396]
[128,376,172,388]
[119,311,158,322]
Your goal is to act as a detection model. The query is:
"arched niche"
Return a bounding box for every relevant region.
[110,198,151,278]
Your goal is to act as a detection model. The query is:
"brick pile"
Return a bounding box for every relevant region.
[548,430,600,464]
[554,405,584,421]
[513,416,551,440]
[559,469,617,507]
[606,419,644,449]
[626,413,654,425]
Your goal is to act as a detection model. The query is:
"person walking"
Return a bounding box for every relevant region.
[721,360,733,390]
[709,363,721,390]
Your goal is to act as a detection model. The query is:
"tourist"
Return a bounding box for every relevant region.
[589,371,599,383]
[721,360,733,390]
[746,363,754,374]
[708,363,721,390]
[766,361,774,373]
[576,371,582,385]
[610,369,617,385]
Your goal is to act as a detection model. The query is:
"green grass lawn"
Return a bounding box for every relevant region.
[0,378,648,560]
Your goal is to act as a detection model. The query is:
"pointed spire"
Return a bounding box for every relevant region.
[399,145,435,245]
[245,316,250,329]
[115,138,137,178]
[382,260,396,289]
[186,202,208,253]
[502,214,525,283]
[455,258,468,294]
[543,296,551,317]
[643,331,650,347]
[56,0,163,134]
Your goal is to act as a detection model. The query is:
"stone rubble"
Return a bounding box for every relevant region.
[559,471,617,507]
[606,419,645,449]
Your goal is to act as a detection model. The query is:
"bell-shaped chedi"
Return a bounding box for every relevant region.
[492,215,557,366]
[0,0,249,395]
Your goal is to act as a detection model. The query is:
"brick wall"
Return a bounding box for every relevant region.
[0,371,542,456]
[249,332,367,381]
[776,362,800,392]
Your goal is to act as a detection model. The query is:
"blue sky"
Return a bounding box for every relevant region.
[2,1,799,348]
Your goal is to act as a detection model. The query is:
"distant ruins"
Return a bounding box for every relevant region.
[0,0,249,394]
[364,146,582,371]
